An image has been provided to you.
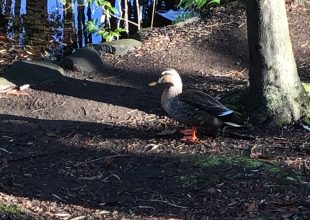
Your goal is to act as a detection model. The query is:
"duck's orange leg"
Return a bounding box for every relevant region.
[180,127,198,144]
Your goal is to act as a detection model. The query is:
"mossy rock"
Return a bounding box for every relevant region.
[0,77,16,92]
[61,47,105,73]
[2,60,64,86]
[93,39,142,56]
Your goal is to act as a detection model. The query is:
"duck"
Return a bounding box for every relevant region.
[149,68,241,143]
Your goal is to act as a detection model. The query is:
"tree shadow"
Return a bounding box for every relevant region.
[0,114,309,219]
[33,75,162,115]
[0,114,161,140]
[5,61,243,115]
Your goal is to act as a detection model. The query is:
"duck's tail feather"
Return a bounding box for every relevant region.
[220,111,244,127]
[217,109,234,116]
[223,121,242,127]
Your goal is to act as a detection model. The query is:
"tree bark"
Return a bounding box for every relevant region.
[245,0,309,127]
[24,0,48,46]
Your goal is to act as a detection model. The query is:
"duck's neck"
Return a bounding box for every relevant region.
[166,85,182,98]
[161,85,182,107]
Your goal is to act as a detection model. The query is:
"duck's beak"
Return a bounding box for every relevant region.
[148,76,164,86]
[148,81,158,86]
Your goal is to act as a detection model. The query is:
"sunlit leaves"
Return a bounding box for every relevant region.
[86,20,99,33]
[178,0,221,9]
[86,19,126,42]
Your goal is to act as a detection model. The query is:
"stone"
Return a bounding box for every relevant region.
[93,39,142,56]
[132,28,152,41]
[2,60,64,86]
[61,47,105,73]
[0,77,16,93]
[175,16,200,28]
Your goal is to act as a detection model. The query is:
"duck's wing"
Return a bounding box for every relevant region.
[179,90,233,117]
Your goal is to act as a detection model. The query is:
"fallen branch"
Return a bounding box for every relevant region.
[111,13,139,27]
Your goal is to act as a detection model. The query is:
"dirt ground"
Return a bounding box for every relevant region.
[1,3,310,220]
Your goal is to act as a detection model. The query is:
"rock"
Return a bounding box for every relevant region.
[93,39,142,56]
[132,28,152,41]
[61,47,105,73]
[175,16,200,28]
[0,77,16,93]
[2,60,64,86]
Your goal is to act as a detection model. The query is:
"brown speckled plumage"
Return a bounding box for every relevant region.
[156,68,240,135]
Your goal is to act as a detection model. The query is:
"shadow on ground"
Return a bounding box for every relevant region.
[30,67,246,115]
[0,114,309,219]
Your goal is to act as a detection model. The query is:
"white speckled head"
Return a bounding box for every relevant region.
[158,68,183,90]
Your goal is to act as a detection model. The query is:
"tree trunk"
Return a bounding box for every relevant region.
[14,0,21,16]
[245,0,309,127]
[24,0,48,46]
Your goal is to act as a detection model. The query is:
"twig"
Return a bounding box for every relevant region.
[52,194,65,201]
[139,199,187,209]
[102,174,121,182]
[123,0,129,33]
[300,122,310,131]
[74,154,129,167]
[138,205,155,210]
[135,0,141,30]
[0,148,9,153]
[78,172,104,181]
[205,21,234,28]
[111,13,139,27]
[127,109,138,114]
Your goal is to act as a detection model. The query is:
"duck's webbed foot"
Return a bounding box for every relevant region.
[180,127,198,144]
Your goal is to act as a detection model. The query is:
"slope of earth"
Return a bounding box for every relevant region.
[0,3,310,220]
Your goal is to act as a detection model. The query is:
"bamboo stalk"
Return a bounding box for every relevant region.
[135,0,141,30]
[111,13,139,27]
[116,0,122,30]
[124,0,129,33]
[151,0,156,28]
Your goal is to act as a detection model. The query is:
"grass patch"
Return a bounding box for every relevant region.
[179,155,306,187]
[0,204,23,214]
[183,154,283,173]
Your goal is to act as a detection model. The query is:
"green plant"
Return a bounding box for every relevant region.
[86,0,127,42]
[86,19,126,42]
[0,204,23,214]
[178,0,221,9]
[61,0,126,42]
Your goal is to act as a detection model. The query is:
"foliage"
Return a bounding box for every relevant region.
[178,0,221,9]
[61,0,126,42]
[86,19,126,42]
[302,82,310,96]
[0,204,23,214]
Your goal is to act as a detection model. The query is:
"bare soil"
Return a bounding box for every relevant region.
[1,3,310,220]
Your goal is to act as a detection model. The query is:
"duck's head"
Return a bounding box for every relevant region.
[149,68,183,89]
